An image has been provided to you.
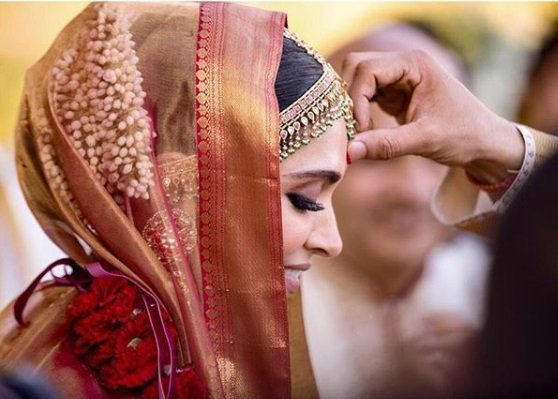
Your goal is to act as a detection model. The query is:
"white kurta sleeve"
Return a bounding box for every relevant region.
[431,125,558,233]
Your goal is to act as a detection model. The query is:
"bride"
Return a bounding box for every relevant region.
[0,2,355,398]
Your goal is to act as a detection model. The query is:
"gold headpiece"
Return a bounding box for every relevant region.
[279,30,356,161]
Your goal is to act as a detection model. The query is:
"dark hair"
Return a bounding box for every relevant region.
[467,151,558,398]
[275,36,324,112]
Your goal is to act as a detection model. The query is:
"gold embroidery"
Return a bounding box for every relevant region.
[159,156,198,205]
[141,207,197,267]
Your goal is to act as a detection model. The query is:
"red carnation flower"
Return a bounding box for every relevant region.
[72,301,130,355]
[67,276,206,397]
[68,277,139,320]
[83,340,115,368]
[98,311,158,390]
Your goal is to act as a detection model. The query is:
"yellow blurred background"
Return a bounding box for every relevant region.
[1,2,557,145]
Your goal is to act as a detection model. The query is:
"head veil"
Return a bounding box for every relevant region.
[2,3,289,398]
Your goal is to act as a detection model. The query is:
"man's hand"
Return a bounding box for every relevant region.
[343,50,523,183]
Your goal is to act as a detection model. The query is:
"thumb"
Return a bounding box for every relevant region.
[347,122,425,161]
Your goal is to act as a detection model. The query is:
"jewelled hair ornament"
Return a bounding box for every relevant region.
[279,29,356,161]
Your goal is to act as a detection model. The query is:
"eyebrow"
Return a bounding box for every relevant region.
[284,170,341,184]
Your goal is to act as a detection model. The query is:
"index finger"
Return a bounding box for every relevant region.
[341,51,374,87]
[347,54,404,131]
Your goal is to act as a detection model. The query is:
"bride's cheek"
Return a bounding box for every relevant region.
[281,207,307,257]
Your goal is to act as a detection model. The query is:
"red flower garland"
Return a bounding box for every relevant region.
[67,277,206,398]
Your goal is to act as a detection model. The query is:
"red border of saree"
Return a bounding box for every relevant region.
[195,3,289,398]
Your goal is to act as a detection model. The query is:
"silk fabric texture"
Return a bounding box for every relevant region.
[0,3,291,398]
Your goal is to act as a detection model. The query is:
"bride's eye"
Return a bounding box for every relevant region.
[287,192,324,212]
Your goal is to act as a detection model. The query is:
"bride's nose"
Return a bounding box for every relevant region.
[305,206,343,257]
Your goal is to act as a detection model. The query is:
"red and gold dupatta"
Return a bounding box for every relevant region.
[0,3,289,398]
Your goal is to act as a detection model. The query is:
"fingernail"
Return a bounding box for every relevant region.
[348,140,366,161]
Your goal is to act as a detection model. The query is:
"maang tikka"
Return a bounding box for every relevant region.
[279,29,356,161]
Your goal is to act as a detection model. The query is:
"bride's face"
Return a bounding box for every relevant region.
[280,118,348,295]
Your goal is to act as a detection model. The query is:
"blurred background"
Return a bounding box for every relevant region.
[0,1,557,304]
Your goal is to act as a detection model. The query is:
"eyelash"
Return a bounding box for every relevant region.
[287,193,324,212]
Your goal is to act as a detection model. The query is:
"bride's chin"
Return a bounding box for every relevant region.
[284,268,303,295]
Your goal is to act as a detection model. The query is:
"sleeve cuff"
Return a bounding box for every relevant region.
[431,124,537,231]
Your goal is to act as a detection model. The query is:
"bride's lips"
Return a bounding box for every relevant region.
[284,263,311,295]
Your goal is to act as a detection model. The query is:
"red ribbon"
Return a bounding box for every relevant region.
[14,257,86,326]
